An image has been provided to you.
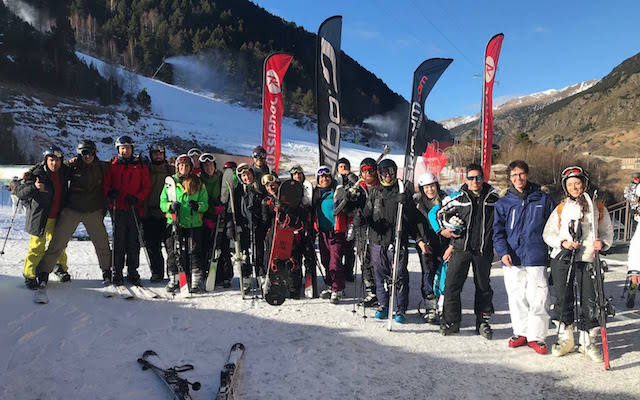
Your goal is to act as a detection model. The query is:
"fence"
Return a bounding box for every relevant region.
[608,200,635,244]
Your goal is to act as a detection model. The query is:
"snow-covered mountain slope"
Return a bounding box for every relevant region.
[440,79,598,129]
[0,52,402,174]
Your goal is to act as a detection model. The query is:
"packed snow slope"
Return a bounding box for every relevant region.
[0,201,639,399]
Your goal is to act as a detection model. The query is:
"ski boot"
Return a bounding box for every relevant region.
[320,288,332,300]
[527,341,548,355]
[476,313,493,340]
[330,290,344,304]
[552,322,575,357]
[440,321,460,336]
[394,311,407,324]
[127,271,141,286]
[150,273,163,284]
[102,270,112,286]
[165,274,179,293]
[362,287,378,307]
[423,295,439,324]
[508,335,528,348]
[53,265,71,282]
[374,306,388,320]
[578,328,603,363]
[112,270,124,286]
[627,282,637,308]
[190,269,203,293]
[223,279,231,289]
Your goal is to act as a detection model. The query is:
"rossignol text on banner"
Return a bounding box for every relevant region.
[262,52,293,173]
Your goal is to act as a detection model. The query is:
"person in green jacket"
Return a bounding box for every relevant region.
[160,154,208,293]
[198,153,224,282]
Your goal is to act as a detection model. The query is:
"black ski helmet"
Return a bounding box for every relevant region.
[77,139,97,155]
[252,145,267,159]
[43,145,63,160]
[561,166,589,194]
[360,157,377,170]
[378,158,397,187]
[149,143,165,154]
[337,157,351,169]
[115,135,134,148]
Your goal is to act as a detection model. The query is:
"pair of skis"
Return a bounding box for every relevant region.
[138,343,245,400]
[165,176,192,297]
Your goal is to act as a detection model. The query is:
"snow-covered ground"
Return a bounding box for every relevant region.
[1,203,639,399]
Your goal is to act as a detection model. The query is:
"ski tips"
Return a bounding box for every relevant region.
[231,343,245,351]
[142,350,158,357]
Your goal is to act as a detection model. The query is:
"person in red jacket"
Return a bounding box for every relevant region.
[102,136,151,285]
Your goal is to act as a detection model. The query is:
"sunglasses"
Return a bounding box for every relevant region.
[253,153,266,160]
[81,150,95,156]
[198,153,215,163]
[466,175,483,182]
[562,166,583,177]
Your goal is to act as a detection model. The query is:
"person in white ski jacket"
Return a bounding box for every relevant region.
[624,172,640,307]
[542,166,613,363]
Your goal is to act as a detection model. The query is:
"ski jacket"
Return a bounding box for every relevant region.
[312,185,348,234]
[235,182,264,230]
[102,155,151,215]
[429,183,499,256]
[493,183,555,266]
[220,168,238,205]
[159,174,208,228]
[15,162,71,236]
[542,194,613,263]
[414,189,448,258]
[624,182,640,214]
[251,164,270,194]
[144,161,174,219]
[200,170,222,220]
[361,180,426,248]
[335,172,359,190]
[66,157,109,213]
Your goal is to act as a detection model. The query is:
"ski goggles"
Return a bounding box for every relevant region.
[149,144,165,153]
[466,175,483,182]
[236,163,251,175]
[187,148,202,157]
[252,151,266,160]
[176,154,191,165]
[562,166,583,178]
[198,153,216,163]
[361,165,375,174]
[290,166,304,174]
[80,149,95,156]
[316,166,332,177]
[261,174,278,186]
[43,148,63,159]
[379,167,396,178]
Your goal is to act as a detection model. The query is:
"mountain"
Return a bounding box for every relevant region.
[65,0,406,125]
[440,80,598,130]
[447,51,640,157]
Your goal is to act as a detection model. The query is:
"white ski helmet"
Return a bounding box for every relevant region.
[418,172,438,187]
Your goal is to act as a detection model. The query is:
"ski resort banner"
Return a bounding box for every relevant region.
[422,142,448,176]
[402,58,453,185]
[480,33,504,180]
[262,52,293,173]
[316,15,342,171]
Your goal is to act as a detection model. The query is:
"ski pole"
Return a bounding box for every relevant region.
[0,202,19,255]
[111,202,116,277]
[131,205,152,270]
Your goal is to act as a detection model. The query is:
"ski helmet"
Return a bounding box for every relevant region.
[632,172,640,180]
[377,159,397,186]
[175,153,193,167]
[561,166,588,194]
[43,146,63,160]
[337,157,351,169]
[252,146,267,159]
[77,139,96,155]
[418,172,438,187]
[149,143,165,154]
[115,135,134,148]
[223,160,237,170]
[442,214,466,235]
[316,165,332,180]
[289,165,305,179]
[360,157,376,170]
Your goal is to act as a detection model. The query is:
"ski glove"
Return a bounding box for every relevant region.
[107,189,119,200]
[213,205,226,215]
[170,201,181,213]
[373,197,384,222]
[125,195,138,206]
[188,200,199,211]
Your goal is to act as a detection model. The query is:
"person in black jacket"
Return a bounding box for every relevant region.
[335,157,359,282]
[15,146,71,289]
[429,163,499,338]
[362,159,428,323]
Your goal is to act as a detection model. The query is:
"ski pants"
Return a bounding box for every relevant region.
[302,230,318,296]
[355,235,375,292]
[628,220,640,272]
[217,234,233,283]
[113,210,140,277]
[343,237,356,280]
[23,218,68,280]
[551,258,599,331]
[371,243,409,313]
[443,250,494,325]
[318,230,346,292]
[38,208,110,275]
[418,248,436,299]
[165,226,203,278]
[142,216,167,278]
[503,265,550,342]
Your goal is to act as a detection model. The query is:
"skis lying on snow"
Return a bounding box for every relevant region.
[104,284,161,300]
[216,343,246,400]
[138,350,201,400]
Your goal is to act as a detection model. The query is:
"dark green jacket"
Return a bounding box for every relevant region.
[66,157,109,212]
[145,161,175,219]
[200,170,222,219]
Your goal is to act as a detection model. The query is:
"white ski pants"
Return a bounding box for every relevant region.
[628,222,640,273]
[503,265,550,342]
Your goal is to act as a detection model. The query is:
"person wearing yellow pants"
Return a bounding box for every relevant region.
[24,218,68,283]
[15,146,71,289]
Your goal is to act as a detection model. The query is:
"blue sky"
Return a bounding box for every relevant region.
[252,0,640,121]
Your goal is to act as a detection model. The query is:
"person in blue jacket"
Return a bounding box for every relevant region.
[493,160,555,355]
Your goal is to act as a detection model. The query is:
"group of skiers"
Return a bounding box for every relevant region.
[11,137,633,365]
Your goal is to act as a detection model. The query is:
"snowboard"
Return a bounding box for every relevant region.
[216,343,246,400]
[165,176,190,297]
[264,180,303,306]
